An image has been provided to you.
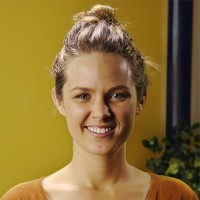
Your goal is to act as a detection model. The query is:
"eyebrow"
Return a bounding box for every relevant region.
[70,85,130,92]
[70,87,94,92]
[108,85,130,93]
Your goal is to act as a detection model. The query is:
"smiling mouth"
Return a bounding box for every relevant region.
[85,126,115,135]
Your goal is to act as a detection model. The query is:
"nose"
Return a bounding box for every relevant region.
[91,97,111,120]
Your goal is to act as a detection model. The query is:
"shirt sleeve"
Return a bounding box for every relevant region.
[148,173,199,200]
[1,179,47,200]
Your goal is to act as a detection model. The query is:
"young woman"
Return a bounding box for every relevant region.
[1,4,198,200]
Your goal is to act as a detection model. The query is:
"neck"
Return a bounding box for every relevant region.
[68,142,131,189]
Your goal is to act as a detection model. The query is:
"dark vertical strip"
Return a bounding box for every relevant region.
[166,0,193,138]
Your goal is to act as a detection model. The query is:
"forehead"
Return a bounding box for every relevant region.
[66,52,132,82]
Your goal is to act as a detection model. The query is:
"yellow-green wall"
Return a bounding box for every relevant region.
[0,0,168,196]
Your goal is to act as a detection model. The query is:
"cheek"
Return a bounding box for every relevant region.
[116,103,136,120]
[114,103,136,132]
[64,104,87,138]
[65,103,89,125]
[124,108,135,128]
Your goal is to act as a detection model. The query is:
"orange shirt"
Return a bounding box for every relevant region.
[1,173,199,200]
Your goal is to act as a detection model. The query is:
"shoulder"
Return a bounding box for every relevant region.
[148,173,199,199]
[1,178,47,200]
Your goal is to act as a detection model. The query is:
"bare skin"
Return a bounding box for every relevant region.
[43,52,151,200]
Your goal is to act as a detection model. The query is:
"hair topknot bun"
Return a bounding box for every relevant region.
[73,4,117,24]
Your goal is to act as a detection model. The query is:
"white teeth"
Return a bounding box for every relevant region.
[87,127,112,134]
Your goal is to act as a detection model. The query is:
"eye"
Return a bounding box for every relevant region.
[109,92,130,101]
[74,93,91,101]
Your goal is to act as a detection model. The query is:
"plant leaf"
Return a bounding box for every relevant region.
[192,122,200,130]
[194,157,200,168]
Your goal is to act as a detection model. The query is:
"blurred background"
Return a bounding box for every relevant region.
[0,0,199,196]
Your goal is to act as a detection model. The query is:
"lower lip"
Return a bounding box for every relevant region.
[85,127,114,138]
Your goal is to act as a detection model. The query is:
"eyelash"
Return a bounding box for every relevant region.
[75,93,91,100]
[108,93,130,101]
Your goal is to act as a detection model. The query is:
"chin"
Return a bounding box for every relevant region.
[86,142,124,157]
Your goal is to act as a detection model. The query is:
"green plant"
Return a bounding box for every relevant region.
[142,122,200,197]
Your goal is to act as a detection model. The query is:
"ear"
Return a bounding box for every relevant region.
[51,87,66,116]
[136,95,147,116]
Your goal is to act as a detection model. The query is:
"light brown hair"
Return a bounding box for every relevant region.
[52,4,149,102]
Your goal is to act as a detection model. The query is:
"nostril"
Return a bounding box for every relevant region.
[91,101,111,119]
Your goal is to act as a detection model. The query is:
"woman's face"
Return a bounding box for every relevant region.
[53,52,140,156]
